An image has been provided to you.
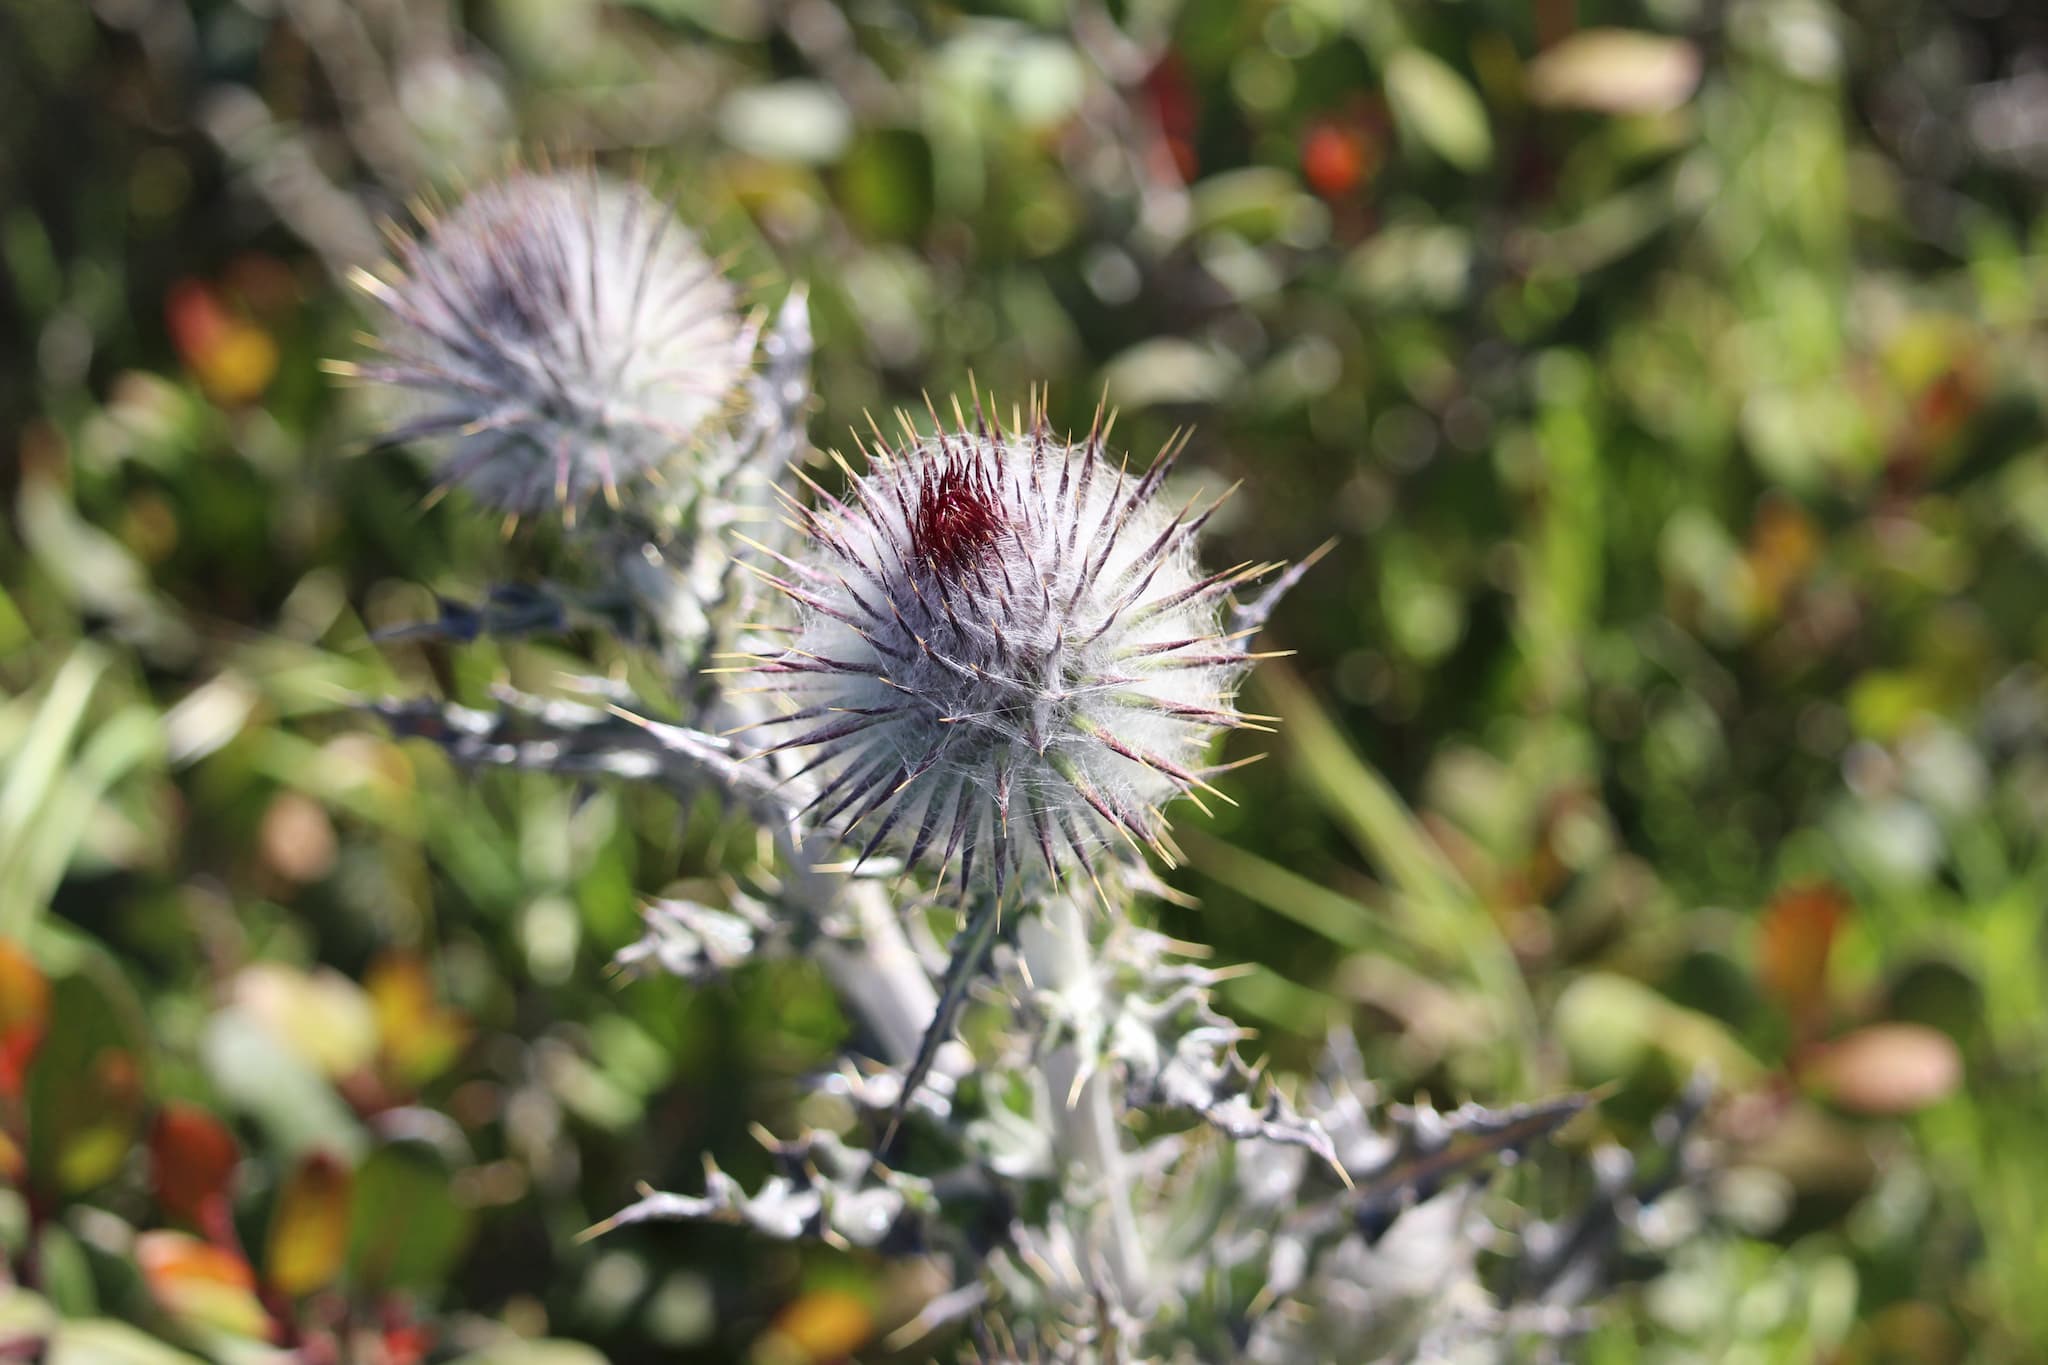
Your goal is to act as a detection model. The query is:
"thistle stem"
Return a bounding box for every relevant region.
[1031,895,1150,1311]
[882,888,1004,1149]
[762,815,938,1071]
[813,881,937,1068]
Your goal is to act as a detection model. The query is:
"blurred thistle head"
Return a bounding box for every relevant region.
[342,169,747,517]
[743,396,1283,902]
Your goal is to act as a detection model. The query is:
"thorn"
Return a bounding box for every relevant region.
[1066,1063,1090,1110]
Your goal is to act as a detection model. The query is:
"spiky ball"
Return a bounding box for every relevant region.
[748,405,1275,900]
[349,170,746,515]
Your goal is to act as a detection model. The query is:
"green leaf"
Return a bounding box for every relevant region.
[1218,965,1336,1036]
[1252,663,1471,915]
[26,945,149,1195]
[1343,223,1474,310]
[1385,49,1493,171]
[838,128,936,241]
[0,646,105,936]
[32,1222,96,1318]
[1252,664,1535,1086]
[199,1009,364,1162]
[46,1318,209,1365]
[717,81,852,164]
[347,1144,475,1290]
[1101,338,1241,408]
[1180,828,1390,951]
[1189,167,1320,242]
[0,1285,56,1343]
[443,1343,610,1365]
[1554,971,1766,1088]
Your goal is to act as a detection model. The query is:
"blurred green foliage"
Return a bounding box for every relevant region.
[3,0,2048,1360]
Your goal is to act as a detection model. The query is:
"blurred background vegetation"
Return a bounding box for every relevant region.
[4,0,2047,1360]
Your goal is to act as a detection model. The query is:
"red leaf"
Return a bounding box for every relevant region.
[1140,53,1200,182]
[1302,121,1377,199]
[165,279,231,367]
[151,1102,241,1230]
[380,1323,434,1365]
[0,940,49,1099]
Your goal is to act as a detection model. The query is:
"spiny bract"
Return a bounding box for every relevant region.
[744,402,1281,901]
[348,169,746,515]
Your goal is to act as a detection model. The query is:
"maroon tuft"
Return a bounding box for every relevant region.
[910,454,1007,577]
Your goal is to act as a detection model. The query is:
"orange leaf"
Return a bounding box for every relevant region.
[1745,495,1822,617]
[1757,882,1849,1026]
[136,1230,273,1339]
[0,940,49,1099]
[760,1288,874,1364]
[1805,1023,1963,1116]
[150,1103,241,1227]
[266,1150,354,1298]
[165,279,276,406]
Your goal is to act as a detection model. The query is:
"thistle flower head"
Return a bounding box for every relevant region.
[349,170,746,515]
[747,400,1277,901]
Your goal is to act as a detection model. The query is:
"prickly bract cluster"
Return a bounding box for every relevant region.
[745,405,1278,899]
[347,170,746,515]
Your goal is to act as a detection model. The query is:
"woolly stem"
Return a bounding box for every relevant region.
[1030,895,1150,1311]
[813,882,936,1069]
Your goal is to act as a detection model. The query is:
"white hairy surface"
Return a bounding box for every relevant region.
[359,172,744,514]
[752,423,1261,897]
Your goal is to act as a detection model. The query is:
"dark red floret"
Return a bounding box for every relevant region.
[910,454,1007,578]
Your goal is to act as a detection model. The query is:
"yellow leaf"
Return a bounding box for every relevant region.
[194,324,278,406]
[0,1128,22,1184]
[233,964,377,1080]
[366,955,469,1086]
[754,1288,872,1365]
[266,1151,355,1297]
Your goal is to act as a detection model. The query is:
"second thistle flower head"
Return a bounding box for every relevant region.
[748,400,1279,900]
[346,169,747,516]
